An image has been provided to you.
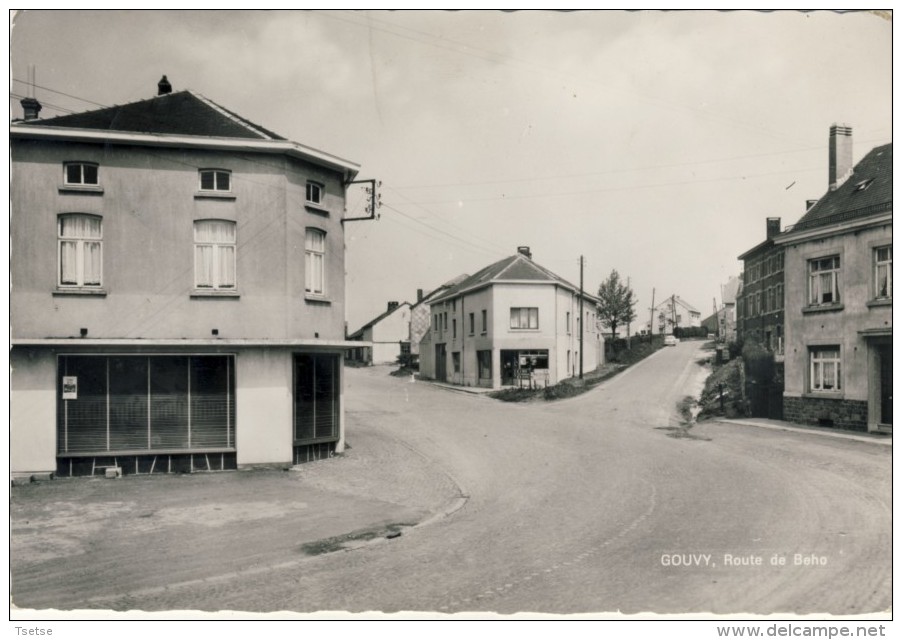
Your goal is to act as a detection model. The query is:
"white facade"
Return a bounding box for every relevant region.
[420,281,603,389]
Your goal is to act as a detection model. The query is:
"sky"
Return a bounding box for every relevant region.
[10,9,893,333]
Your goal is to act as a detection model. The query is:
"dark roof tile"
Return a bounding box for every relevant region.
[793,143,892,232]
[27,90,286,140]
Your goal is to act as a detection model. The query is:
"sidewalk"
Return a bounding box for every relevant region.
[10,427,465,611]
[710,417,892,446]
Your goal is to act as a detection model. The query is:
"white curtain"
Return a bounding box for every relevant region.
[195,220,236,288]
[305,229,325,294]
[59,215,102,286]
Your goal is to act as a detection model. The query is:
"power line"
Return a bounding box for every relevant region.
[400,165,824,207]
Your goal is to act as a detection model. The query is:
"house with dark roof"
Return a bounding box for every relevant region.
[10,77,365,476]
[419,247,603,389]
[774,125,891,433]
[647,295,701,336]
[347,301,412,365]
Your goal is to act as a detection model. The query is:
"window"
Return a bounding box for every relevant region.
[469,312,475,335]
[452,318,457,339]
[305,228,326,295]
[481,310,487,334]
[875,246,892,299]
[306,181,323,206]
[566,311,571,334]
[452,352,461,373]
[58,214,102,288]
[510,307,539,330]
[776,284,784,310]
[199,169,231,192]
[809,256,840,305]
[810,347,841,392]
[57,355,235,454]
[64,162,99,186]
[755,291,761,316]
[194,220,236,290]
[853,178,874,192]
[434,315,439,331]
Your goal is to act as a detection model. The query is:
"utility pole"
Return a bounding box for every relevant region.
[649,288,656,337]
[579,255,584,379]
[713,297,719,339]
[626,276,631,349]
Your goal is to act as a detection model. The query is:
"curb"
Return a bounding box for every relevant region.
[711,419,892,446]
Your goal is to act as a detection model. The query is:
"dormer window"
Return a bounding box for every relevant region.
[306,181,324,206]
[853,179,874,192]
[199,169,231,192]
[64,162,99,186]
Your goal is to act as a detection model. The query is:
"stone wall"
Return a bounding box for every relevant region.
[783,396,868,432]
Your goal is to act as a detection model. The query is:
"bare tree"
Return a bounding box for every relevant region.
[597,269,637,342]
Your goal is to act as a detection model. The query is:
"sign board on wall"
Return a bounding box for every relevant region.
[62,376,78,400]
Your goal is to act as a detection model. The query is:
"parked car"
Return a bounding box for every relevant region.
[664,335,679,346]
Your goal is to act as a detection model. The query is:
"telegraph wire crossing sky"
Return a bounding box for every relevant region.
[9,10,892,331]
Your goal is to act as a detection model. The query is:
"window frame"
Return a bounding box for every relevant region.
[808,255,841,306]
[809,346,842,393]
[874,245,892,300]
[198,169,232,193]
[58,213,103,289]
[468,312,475,336]
[193,219,237,291]
[63,162,99,187]
[481,310,487,335]
[305,181,324,206]
[510,307,539,330]
[304,227,327,297]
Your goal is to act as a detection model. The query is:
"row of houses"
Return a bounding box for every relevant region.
[735,125,892,434]
[10,78,367,476]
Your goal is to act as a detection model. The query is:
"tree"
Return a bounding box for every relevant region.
[597,269,637,342]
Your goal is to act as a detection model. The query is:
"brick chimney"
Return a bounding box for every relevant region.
[158,75,172,95]
[417,289,424,303]
[20,96,42,120]
[387,301,399,312]
[829,124,853,191]
[766,217,781,239]
[517,246,532,259]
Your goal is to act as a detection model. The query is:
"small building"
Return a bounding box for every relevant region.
[347,301,412,365]
[736,218,786,354]
[775,125,891,433]
[648,295,701,335]
[10,78,364,476]
[419,247,603,389]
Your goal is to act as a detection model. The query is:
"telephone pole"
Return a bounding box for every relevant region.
[579,255,584,379]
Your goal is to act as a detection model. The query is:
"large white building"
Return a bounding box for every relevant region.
[419,248,603,389]
[10,78,365,476]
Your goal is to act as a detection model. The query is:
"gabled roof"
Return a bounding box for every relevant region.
[430,253,595,304]
[24,90,286,140]
[654,295,700,314]
[348,302,411,339]
[790,143,892,233]
[411,274,469,310]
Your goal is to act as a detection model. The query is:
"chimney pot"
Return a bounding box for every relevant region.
[20,96,42,120]
[829,124,853,191]
[417,288,424,302]
[158,75,172,95]
[517,246,532,259]
[387,301,399,312]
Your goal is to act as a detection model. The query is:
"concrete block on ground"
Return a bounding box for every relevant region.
[30,472,54,483]
[105,467,122,479]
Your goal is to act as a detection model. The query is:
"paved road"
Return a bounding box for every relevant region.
[14,341,891,615]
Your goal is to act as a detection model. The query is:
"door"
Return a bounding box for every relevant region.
[434,344,447,382]
[878,344,892,427]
